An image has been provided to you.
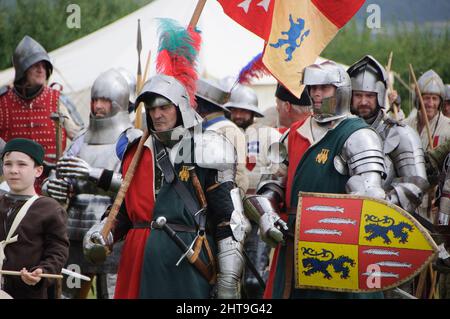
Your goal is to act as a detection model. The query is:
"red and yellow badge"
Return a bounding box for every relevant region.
[294,192,438,292]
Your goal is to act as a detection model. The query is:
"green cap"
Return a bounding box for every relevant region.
[2,138,45,165]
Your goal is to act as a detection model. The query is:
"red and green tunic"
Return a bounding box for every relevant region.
[114,137,233,299]
[264,117,383,299]
[114,142,155,299]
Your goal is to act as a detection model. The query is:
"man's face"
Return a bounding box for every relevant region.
[25,61,47,87]
[352,91,378,119]
[422,93,440,120]
[3,151,42,195]
[229,108,254,129]
[444,100,450,117]
[309,85,336,108]
[91,98,113,118]
[148,103,178,132]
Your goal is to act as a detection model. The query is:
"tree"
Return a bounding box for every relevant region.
[0,0,153,70]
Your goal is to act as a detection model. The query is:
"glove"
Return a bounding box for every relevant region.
[83,219,113,265]
[45,177,71,202]
[216,237,244,299]
[259,211,287,247]
[57,156,103,181]
[243,195,287,248]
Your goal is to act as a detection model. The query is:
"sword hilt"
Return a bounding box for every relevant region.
[155,217,194,261]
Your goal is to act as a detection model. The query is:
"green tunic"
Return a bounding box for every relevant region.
[273,117,383,298]
[139,163,216,299]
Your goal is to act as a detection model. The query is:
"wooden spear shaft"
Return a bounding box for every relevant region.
[385,52,398,119]
[409,64,434,150]
[189,0,207,27]
[100,0,208,242]
[100,129,149,241]
[143,50,152,85]
[135,51,151,129]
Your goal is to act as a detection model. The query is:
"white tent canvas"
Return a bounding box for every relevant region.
[0,0,346,124]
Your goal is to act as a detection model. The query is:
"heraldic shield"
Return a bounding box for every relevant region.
[294,192,438,293]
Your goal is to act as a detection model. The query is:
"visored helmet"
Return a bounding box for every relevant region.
[303,61,351,123]
[347,55,388,108]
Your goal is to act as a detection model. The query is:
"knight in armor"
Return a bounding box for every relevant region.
[42,69,133,298]
[195,78,249,193]
[347,55,429,213]
[223,80,281,298]
[243,61,387,299]
[404,70,450,218]
[115,68,139,123]
[0,36,81,191]
[83,72,248,299]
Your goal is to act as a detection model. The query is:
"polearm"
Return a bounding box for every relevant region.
[100,129,149,243]
[189,0,207,27]
[409,64,434,150]
[385,51,398,120]
[134,51,152,130]
[143,50,152,84]
[100,0,208,243]
[135,19,144,129]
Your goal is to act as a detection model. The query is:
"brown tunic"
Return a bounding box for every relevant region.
[0,194,69,298]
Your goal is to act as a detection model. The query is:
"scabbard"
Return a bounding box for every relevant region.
[160,222,215,283]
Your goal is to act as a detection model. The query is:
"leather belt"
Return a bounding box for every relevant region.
[133,221,196,233]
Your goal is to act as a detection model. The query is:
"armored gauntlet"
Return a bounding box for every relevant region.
[243,194,287,247]
[83,219,113,265]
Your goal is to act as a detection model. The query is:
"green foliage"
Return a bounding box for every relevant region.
[0,0,153,70]
[322,21,450,115]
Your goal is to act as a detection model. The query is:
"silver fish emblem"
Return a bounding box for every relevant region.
[362,249,399,256]
[304,229,342,236]
[362,271,399,278]
[305,205,344,213]
[318,218,356,225]
[375,261,412,268]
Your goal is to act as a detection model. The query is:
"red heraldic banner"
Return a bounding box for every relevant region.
[217,0,364,98]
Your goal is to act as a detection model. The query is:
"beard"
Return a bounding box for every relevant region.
[233,117,253,130]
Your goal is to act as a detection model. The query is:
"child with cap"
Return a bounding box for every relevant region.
[0,138,69,298]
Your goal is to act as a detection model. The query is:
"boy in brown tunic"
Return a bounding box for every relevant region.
[0,138,69,298]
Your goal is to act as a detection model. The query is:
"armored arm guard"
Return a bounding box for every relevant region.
[196,131,247,298]
[339,128,386,199]
[241,137,289,247]
[216,236,245,299]
[385,125,430,212]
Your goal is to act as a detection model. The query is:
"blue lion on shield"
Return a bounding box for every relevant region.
[301,247,355,280]
[364,214,414,244]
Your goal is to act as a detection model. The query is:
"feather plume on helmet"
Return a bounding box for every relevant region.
[155,18,202,108]
[135,18,203,135]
